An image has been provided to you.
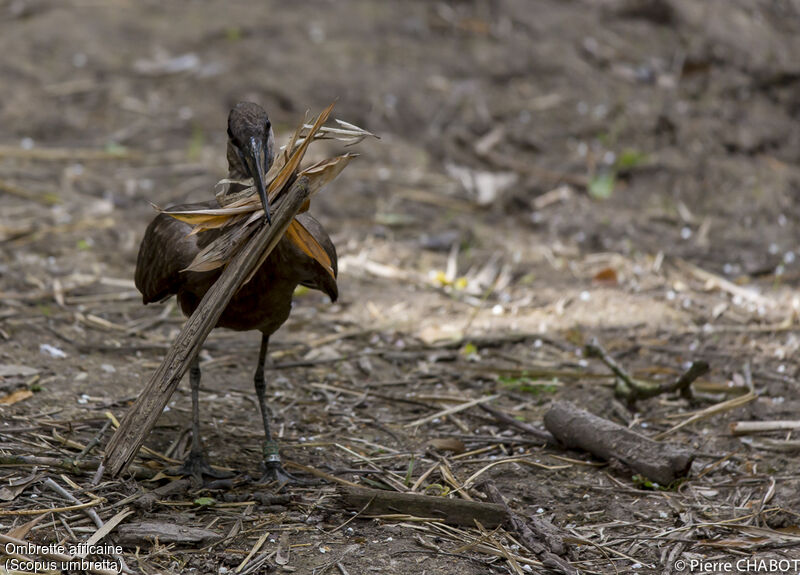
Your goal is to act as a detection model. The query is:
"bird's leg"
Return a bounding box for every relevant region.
[169,355,233,482]
[254,334,302,485]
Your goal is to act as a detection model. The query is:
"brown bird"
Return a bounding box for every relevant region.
[134,102,338,483]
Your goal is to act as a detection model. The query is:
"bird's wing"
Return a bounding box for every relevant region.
[135,202,216,304]
[294,212,339,302]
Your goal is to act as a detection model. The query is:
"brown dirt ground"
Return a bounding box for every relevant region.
[2,1,800,574]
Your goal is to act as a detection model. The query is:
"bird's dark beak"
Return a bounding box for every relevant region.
[246,136,271,224]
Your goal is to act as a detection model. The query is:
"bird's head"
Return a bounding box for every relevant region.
[226,102,275,224]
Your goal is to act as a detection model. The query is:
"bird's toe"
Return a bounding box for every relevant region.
[166,453,235,484]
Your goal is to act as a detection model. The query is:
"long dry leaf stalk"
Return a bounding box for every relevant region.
[154,103,374,276]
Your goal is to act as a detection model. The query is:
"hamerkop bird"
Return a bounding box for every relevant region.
[135,102,337,483]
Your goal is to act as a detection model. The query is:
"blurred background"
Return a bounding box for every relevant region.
[1,1,800,571]
[1,1,798,342]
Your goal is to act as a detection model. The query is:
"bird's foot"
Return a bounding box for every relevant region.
[255,461,307,487]
[166,452,235,484]
[253,440,313,487]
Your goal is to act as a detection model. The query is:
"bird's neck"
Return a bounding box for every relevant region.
[226,141,249,180]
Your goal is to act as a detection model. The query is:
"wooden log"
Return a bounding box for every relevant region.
[340,486,508,528]
[116,521,220,547]
[543,401,693,486]
[103,178,310,477]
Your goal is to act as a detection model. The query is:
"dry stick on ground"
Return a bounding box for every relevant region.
[730,421,800,435]
[104,178,311,477]
[478,481,577,575]
[584,337,709,404]
[0,455,155,480]
[339,486,508,528]
[43,478,107,532]
[477,403,558,446]
[543,401,694,486]
[116,521,221,547]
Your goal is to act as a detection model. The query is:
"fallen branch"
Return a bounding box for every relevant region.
[0,454,154,480]
[116,521,220,547]
[585,337,709,404]
[339,486,508,528]
[543,401,694,486]
[479,481,576,575]
[405,395,499,428]
[103,178,310,477]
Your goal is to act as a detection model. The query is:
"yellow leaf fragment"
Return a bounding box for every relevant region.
[286,219,335,279]
[299,153,356,196]
[267,102,336,202]
[0,389,33,405]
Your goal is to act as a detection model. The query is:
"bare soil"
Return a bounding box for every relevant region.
[2,1,800,574]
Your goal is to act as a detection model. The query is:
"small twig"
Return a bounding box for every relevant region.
[669,361,710,400]
[0,498,103,516]
[675,258,774,307]
[477,403,558,445]
[585,338,637,385]
[474,520,524,575]
[235,531,270,573]
[405,395,499,428]
[44,477,133,573]
[283,461,361,487]
[730,421,800,435]
[654,389,758,440]
[76,420,112,461]
[0,144,139,161]
[44,478,104,528]
[0,178,61,205]
[0,454,155,480]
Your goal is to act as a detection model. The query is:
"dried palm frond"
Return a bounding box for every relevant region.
[153,103,375,276]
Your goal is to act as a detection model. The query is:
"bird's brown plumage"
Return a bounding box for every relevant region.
[135,206,337,335]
